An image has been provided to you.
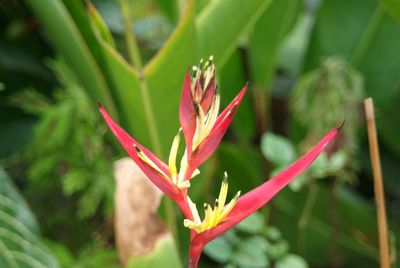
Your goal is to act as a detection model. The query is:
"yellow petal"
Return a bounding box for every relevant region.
[168,130,181,183]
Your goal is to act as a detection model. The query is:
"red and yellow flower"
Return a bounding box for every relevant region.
[99,57,340,268]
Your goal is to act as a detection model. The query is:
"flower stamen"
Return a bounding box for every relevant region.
[183,172,240,233]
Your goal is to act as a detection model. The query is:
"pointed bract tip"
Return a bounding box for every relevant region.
[235,191,241,198]
[223,172,228,182]
[338,119,346,131]
[97,102,103,110]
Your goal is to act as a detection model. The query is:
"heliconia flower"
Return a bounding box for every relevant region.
[98,103,198,219]
[184,126,341,268]
[98,57,341,268]
[179,56,247,180]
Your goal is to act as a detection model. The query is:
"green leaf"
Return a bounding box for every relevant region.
[266,240,289,260]
[380,0,400,21]
[261,132,296,165]
[304,0,400,105]
[303,0,400,165]
[87,2,116,48]
[249,0,301,87]
[85,0,196,157]
[143,0,196,155]
[276,254,308,268]
[197,0,273,68]
[26,0,117,117]
[154,0,180,23]
[237,212,265,234]
[204,235,233,263]
[273,185,380,266]
[263,225,282,242]
[232,236,270,267]
[127,235,182,268]
[217,143,263,193]
[219,50,256,140]
[0,169,60,268]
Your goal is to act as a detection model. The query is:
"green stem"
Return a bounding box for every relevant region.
[118,0,143,69]
[350,5,384,67]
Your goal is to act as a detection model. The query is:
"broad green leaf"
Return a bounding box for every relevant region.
[249,0,301,87]
[87,2,116,48]
[90,33,145,146]
[143,0,196,155]
[217,142,263,193]
[26,0,117,117]
[278,14,314,77]
[219,50,256,140]
[379,94,400,157]
[154,0,180,24]
[304,0,400,105]
[0,169,60,268]
[261,132,296,165]
[303,0,400,163]
[88,1,195,156]
[127,234,181,268]
[380,0,400,21]
[197,0,273,68]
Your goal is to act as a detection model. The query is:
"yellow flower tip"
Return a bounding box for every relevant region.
[191,169,201,179]
[183,174,240,233]
[177,180,190,189]
[168,130,182,183]
[223,171,228,182]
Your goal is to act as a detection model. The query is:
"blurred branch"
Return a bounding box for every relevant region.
[364,98,391,268]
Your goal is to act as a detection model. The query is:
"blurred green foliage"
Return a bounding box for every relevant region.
[0,0,399,267]
[204,212,308,268]
[12,59,115,220]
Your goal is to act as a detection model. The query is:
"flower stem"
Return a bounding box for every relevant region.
[364,98,390,268]
[188,243,204,268]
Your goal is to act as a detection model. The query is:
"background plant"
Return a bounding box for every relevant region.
[0,0,399,267]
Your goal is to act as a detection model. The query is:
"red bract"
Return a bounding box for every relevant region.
[187,127,341,267]
[179,57,247,179]
[98,104,178,199]
[185,86,246,177]
[98,57,340,268]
